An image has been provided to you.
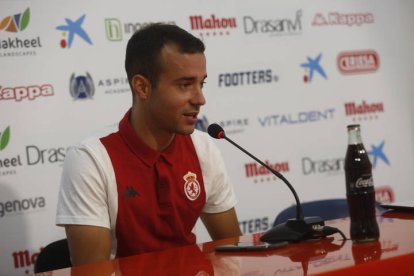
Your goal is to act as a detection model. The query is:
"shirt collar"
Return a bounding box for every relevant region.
[118,109,178,167]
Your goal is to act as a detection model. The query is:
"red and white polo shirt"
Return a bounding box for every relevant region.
[56,110,237,258]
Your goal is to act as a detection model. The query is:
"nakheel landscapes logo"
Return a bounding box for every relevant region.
[0,8,42,58]
[0,126,10,151]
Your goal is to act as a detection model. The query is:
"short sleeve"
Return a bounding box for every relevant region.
[191,130,237,213]
[55,141,112,228]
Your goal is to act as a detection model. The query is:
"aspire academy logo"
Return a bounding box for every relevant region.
[0,8,30,33]
[56,14,93,48]
[189,14,237,38]
[337,50,379,74]
[301,53,327,83]
[70,72,95,100]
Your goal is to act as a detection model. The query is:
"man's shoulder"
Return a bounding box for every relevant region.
[70,124,119,153]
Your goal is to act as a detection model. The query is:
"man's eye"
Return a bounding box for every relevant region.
[200,81,206,88]
[180,83,192,89]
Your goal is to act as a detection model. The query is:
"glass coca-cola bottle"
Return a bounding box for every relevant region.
[345,124,379,243]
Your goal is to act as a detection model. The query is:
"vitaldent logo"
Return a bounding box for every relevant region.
[337,50,379,74]
[105,18,176,41]
[97,76,129,94]
[189,14,237,38]
[56,14,92,48]
[301,53,327,83]
[245,160,289,184]
[70,72,95,100]
[243,10,302,37]
[258,108,335,127]
[218,69,278,87]
[0,8,42,58]
[368,141,390,169]
[344,100,384,122]
[312,11,374,27]
[0,84,54,101]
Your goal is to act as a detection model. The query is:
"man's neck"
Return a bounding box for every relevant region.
[130,107,174,152]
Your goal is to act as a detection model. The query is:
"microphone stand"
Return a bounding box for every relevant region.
[220,134,325,243]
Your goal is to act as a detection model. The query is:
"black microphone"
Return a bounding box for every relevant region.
[207,123,327,243]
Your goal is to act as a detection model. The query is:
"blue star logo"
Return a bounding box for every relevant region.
[301,53,327,83]
[56,15,92,48]
[367,141,390,168]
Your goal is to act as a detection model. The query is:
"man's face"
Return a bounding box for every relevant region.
[146,44,207,135]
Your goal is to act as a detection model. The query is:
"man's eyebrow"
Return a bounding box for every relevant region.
[174,75,207,82]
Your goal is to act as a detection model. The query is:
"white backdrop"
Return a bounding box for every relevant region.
[1,0,414,275]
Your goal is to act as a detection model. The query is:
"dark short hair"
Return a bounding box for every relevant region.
[125,23,205,90]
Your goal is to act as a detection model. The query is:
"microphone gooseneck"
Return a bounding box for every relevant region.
[207,123,345,244]
[207,123,304,221]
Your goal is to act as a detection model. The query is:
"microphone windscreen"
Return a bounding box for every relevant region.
[207,123,225,139]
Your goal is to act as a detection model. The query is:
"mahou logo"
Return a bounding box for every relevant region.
[337,50,379,74]
[245,161,289,184]
[12,247,43,275]
[0,84,54,101]
[344,100,384,121]
[189,14,237,38]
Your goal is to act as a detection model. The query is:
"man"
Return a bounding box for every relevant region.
[56,23,241,266]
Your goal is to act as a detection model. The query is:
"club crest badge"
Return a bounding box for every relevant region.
[183,171,201,201]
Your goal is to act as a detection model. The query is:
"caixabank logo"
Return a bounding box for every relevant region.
[56,14,92,48]
[0,8,43,58]
[337,50,379,75]
[189,14,238,39]
[0,84,54,102]
[368,140,390,169]
[300,53,328,83]
[344,100,384,122]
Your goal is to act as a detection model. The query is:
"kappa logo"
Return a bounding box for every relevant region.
[183,171,201,201]
[124,186,139,198]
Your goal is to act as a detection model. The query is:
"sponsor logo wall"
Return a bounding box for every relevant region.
[1,1,414,275]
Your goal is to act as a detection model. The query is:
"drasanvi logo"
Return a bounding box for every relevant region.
[56,14,93,48]
[70,72,95,100]
[0,8,30,32]
[243,10,302,36]
[301,53,327,83]
[0,126,11,151]
[0,84,54,101]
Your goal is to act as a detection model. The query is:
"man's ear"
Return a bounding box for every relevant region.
[131,74,151,100]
